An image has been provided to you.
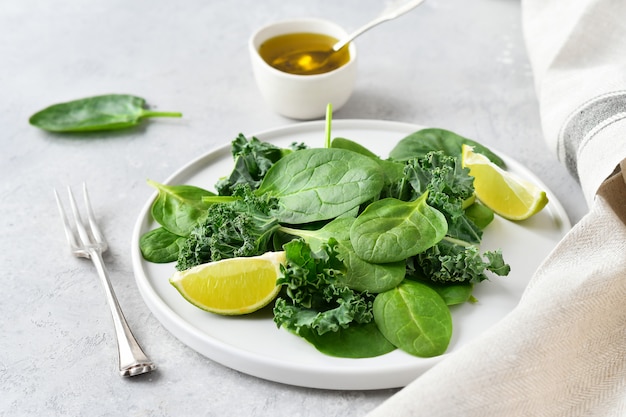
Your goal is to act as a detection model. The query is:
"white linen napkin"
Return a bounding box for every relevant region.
[366,0,626,415]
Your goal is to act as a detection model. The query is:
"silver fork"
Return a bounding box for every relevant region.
[54,183,156,377]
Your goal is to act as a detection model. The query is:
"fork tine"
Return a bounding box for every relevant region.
[67,185,91,247]
[82,183,108,251]
[54,188,82,251]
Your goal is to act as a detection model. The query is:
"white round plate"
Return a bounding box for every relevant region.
[131,120,570,390]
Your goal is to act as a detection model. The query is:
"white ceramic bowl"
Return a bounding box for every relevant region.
[249,18,358,120]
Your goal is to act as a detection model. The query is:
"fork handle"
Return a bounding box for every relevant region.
[89,248,156,377]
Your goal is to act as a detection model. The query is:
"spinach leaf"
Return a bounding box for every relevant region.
[330,137,379,158]
[403,267,476,305]
[431,282,476,306]
[464,201,494,230]
[257,148,384,224]
[339,247,406,293]
[139,227,186,263]
[350,192,448,263]
[373,280,452,357]
[29,94,182,132]
[279,217,406,293]
[298,321,396,358]
[389,128,505,168]
[148,180,214,237]
[331,137,405,188]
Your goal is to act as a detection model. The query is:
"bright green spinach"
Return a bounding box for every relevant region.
[29,94,182,132]
[147,180,214,237]
[298,322,396,358]
[464,201,494,229]
[373,280,452,357]
[429,282,476,306]
[389,128,506,168]
[331,137,405,187]
[350,192,448,263]
[139,227,186,263]
[257,148,384,224]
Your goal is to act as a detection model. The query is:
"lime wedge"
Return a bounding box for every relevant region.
[462,145,548,221]
[170,251,286,315]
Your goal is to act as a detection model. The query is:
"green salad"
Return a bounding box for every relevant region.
[139,127,511,359]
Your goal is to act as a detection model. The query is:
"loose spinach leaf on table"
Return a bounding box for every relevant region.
[389,128,506,168]
[29,94,182,132]
[257,148,385,224]
[373,280,452,357]
[350,192,448,264]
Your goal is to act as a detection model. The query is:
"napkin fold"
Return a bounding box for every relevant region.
[366,0,626,415]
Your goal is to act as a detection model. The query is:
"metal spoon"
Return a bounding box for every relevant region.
[271,0,426,75]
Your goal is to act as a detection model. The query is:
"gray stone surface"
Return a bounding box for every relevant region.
[1,0,587,416]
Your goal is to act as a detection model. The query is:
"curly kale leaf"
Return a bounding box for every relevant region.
[176,185,279,270]
[408,238,510,284]
[403,151,482,243]
[216,134,307,196]
[273,239,374,336]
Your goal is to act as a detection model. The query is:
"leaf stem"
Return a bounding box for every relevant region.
[202,195,239,204]
[442,236,472,247]
[141,110,183,119]
[325,103,332,148]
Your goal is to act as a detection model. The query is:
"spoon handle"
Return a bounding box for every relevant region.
[333,0,426,51]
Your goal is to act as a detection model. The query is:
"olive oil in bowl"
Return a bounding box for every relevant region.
[259,32,351,75]
[249,18,357,119]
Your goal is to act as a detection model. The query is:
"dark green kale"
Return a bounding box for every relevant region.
[176,185,280,270]
[216,134,306,196]
[387,151,509,285]
[273,239,374,336]
[403,151,481,243]
[408,238,510,284]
